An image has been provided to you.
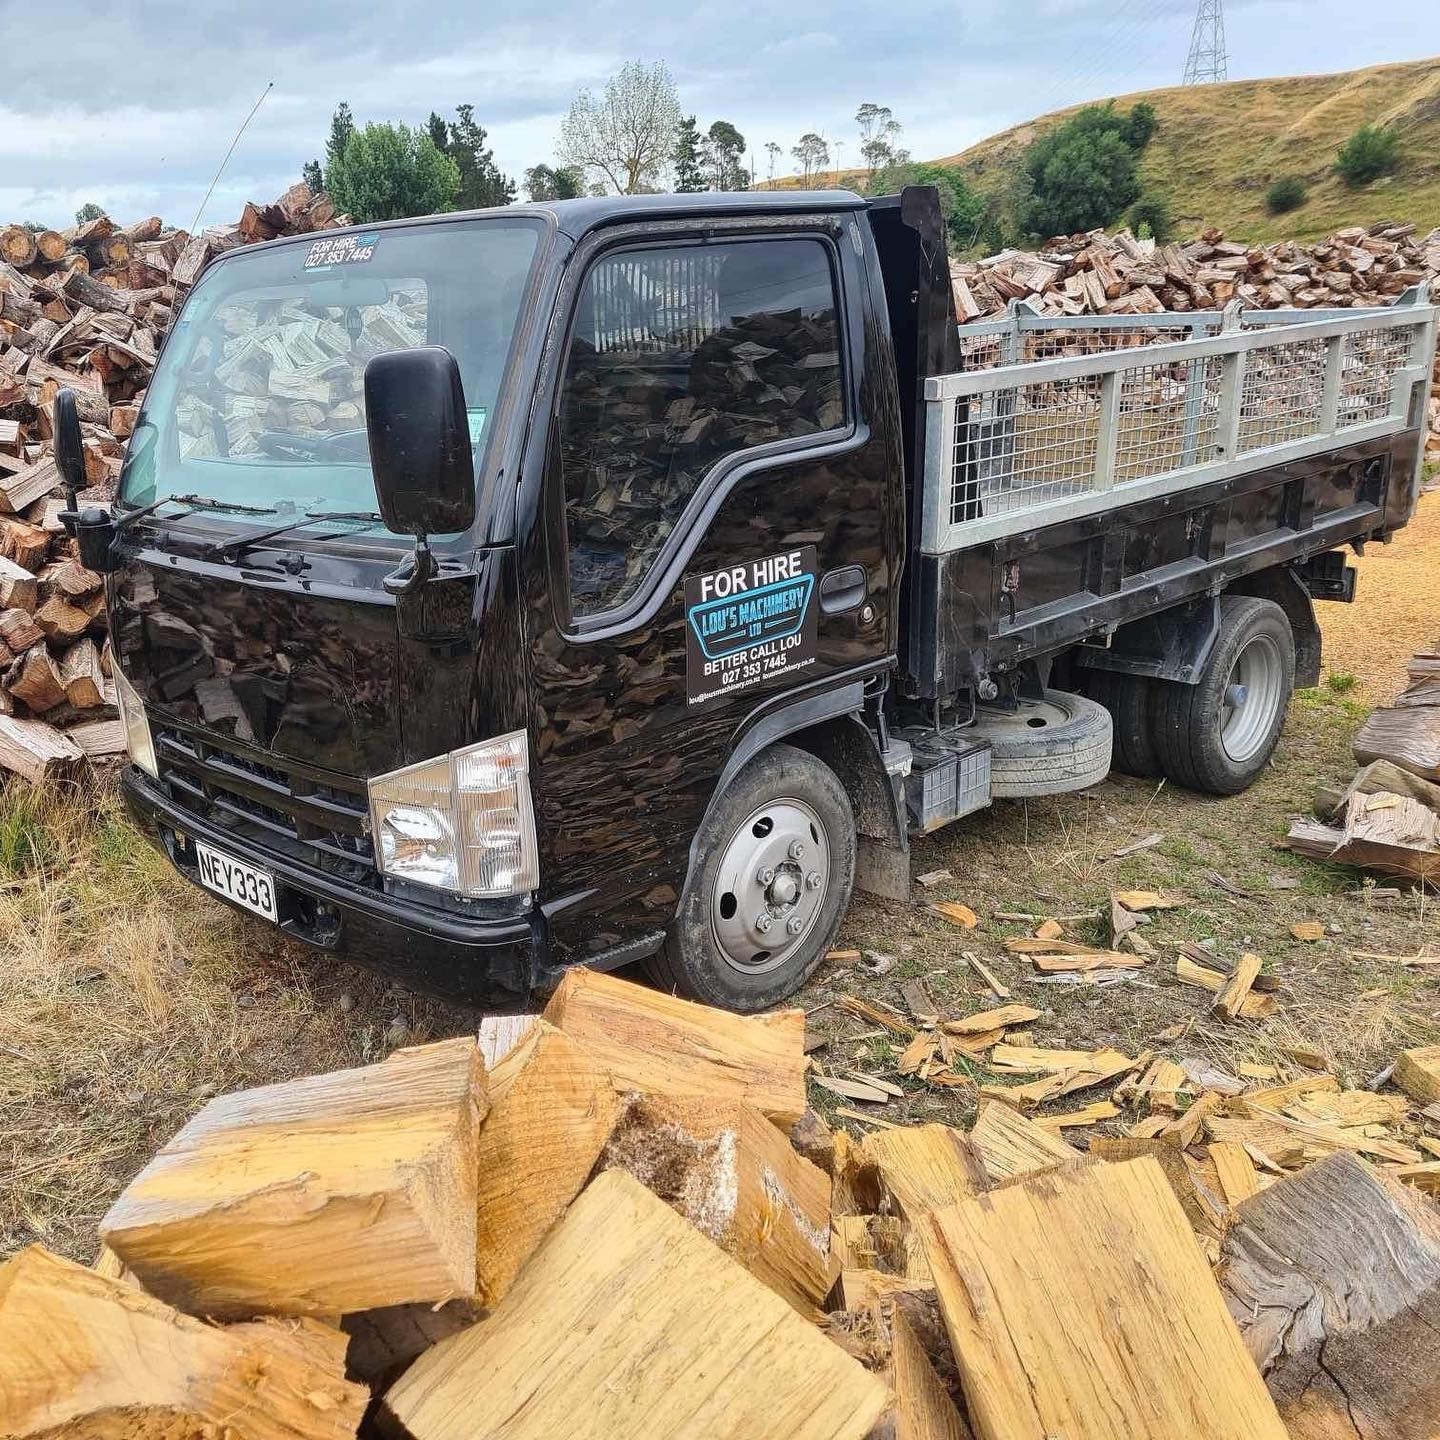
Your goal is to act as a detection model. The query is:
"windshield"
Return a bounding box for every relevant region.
[121,217,544,532]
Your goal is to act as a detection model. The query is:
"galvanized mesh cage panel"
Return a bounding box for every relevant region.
[1339,328,1414,428]
[950,378,1102,524]
[1113,356,1225,482]
[1237,338,1328,452]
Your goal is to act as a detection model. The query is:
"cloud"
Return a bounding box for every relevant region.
[0,0,1433,224]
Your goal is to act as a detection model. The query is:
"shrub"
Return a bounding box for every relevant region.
[1019,102,1156,240]
[1335,125,1400,186]
[1127,193,1173,243]
[1265,176,1308,214]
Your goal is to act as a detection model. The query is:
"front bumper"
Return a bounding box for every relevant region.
[122,767,545,1009]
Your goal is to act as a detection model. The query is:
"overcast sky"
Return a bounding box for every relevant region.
[1,0,1433,229]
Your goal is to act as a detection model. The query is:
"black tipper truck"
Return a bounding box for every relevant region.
[51,187,1437,1011]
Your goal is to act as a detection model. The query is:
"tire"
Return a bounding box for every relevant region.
[969,689,1113,798]
[647,743,856,1012]
[1084,670,1162,778]
[1150,596,1296,795]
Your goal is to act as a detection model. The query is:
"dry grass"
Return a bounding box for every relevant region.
[0,782,469,1262]
[940,55,1440,244]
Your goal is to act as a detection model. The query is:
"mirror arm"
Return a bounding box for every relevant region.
[382,533,438,597]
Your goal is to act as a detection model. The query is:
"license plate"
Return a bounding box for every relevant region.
[195,841,278,923]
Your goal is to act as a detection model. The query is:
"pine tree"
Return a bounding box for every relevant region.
[446,104,516,209]
[673,116,705,192]
[301,159,324,193]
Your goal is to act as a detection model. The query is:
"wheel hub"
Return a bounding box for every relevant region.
[1220,634,1284,763]
[710,798,830,975]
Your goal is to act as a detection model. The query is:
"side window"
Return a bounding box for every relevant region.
[559,237,843,616]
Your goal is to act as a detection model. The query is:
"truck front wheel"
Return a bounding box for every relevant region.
[1151,596,1296,795]
[649,743,856,1012]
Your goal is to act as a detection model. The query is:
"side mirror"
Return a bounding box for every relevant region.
[364,346,476,541]
[53,389,86,507]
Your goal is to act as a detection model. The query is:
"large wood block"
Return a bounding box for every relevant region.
[543,966,807,1125]
[382,1169,889,1440]
[100,1037,488,1318]
[0,1245,366,1440]
[967,1099,1083,1185]
[599,1090,832,1315]
[1223,1151,1440,1440]
[921,1157,1287,1440]
[474,1018,620,1307]
[861,1123,987,1216]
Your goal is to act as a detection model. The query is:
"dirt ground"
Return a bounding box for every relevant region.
[2,495,1437,1265]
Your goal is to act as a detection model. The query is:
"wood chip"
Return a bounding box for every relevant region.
[1288,920,1325,942]
[929,901,977,929]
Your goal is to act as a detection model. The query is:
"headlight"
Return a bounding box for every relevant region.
[113,664,158,779]
[367,732,538,898]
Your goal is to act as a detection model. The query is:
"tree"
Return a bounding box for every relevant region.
[445,104,516,208]
[856,103,902,184]
[1265,176,1308,215]
[524,164,584,201]
[325,103,356,176]
[791,133,830,186]
[74,202,105,225]
[1123,102,1157,150]
[704,120,747,191]
[301,159,324,193]
[1127,193,1173,242]
[764,141,782,184]
[1336,125,1400,186]
[673,116,705,192]
[426,112,451,156]
[904,163,986,250]
[558,61,681,194]
[326,122,461,222]
[1018,103,1153,239]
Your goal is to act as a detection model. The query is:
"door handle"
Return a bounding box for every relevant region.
[819,565,867,615]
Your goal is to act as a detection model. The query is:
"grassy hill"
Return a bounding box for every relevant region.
[940,55,1440,243]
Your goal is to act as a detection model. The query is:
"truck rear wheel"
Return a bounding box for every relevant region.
[1150,596,1295,795]
[649,743,856,1012]
[1084,671,1162,778]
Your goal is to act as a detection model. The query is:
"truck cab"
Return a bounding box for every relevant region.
[66,188,1435,1012]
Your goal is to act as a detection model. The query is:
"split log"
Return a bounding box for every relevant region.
[0,459,61,516]
[0,715,84,781]
[7,645,67,711]
[825,1301,974,1440]
[860,1123,987,1216]
[381,1169,890,1440]
[472,1017,620,1307]
[1213,952,1264,1020]
[58,637,106,708]
[99,1037,489,1318]
[0,517,50,571]
[921,1157,1288,1440]
[1394,1045,1440,1106]
[599,1090,833,1316]
[1354,705,1440,781]
[543,966,807,1126]
[0,1244,366,1440]
[66,716,126,758]
[33,594,93,644]
[1222,1152,1440,1440]
[967,1099,1084,1184]
[0,555,37,610]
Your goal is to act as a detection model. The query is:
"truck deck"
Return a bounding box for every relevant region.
[905,289,1436,696]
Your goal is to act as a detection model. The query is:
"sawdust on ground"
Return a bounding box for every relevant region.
[1319,489,1440,702]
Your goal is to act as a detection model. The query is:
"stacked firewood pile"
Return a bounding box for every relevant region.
[953,220,1440,467]
[3,965,1436,1439]
[1289,646,1440,885]
[0,184,346,780]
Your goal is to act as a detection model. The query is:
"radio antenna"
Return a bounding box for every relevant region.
[191,80,275,233]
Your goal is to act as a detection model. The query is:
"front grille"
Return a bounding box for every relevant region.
[153,724,376,887]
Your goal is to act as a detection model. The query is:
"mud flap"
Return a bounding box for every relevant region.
[855,832,912,903]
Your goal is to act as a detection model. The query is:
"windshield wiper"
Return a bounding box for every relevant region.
[115,493,277,531]
[204,510,385,562]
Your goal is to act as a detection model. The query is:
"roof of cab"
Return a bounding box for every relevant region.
[219,189,870,260]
